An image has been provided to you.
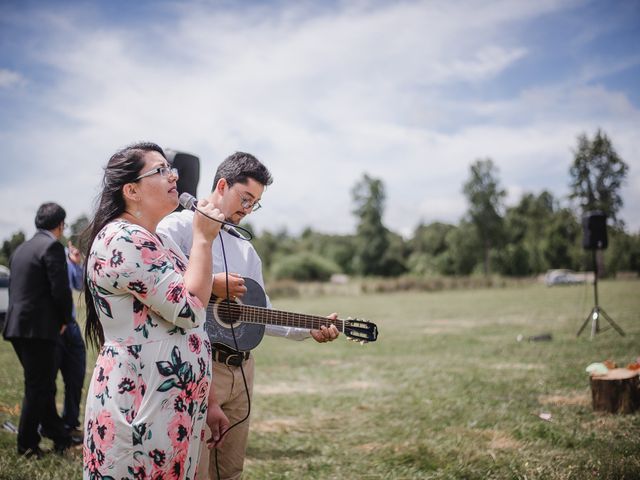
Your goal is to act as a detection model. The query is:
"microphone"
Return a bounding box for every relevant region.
[179,192,246,240]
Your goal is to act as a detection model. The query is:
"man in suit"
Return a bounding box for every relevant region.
[3,203,73,457]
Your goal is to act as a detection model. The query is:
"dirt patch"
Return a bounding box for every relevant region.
[421,318,483,334]
[422,327,455,335]
[252,417,301,433]
[444,427,522,451]
[492,363,546,371]
[538,392,590,407]
[0,403,20,415]
[355,442,385,453]
[584,416,621,430]
[255,379,379,395]
[488,430,522,450]
[319,359,341,367]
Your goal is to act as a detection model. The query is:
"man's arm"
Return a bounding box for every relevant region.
[265,317,340,343]
[211,272,247,299]
[206,381,230,449]
[157,211,194,257]
[43,240,73,326]
[309,313,340,343]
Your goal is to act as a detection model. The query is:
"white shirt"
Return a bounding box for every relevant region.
[157,209,310,342]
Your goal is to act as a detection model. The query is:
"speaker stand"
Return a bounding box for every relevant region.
[577,249,625,339]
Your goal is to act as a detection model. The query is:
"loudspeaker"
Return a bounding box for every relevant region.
[165,149,200,209]
[582,211,608,250]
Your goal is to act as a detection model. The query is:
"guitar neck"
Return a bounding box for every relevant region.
[238,304,344,332]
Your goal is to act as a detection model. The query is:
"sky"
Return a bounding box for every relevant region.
[1,0,639,242]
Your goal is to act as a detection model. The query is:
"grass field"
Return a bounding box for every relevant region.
[0,280,638,479]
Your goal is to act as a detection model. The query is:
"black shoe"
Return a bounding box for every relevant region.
[37,424,53,439]
[17,446,46,459]
[67,427,83,446]
[53,440,71,455]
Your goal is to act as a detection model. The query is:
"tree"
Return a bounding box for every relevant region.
[380,231,408,277]
[569,129,628,225]
[68,214,90,252]
[411,222,454,257]
[271,252,341,281]
[463,159,506,275]
[252,228,294,277]
[542,208,582,270]
[605,227,640,275]
[0,231,26,267]
[502,191,557,274]
[408,222,455,275]
[441,222,482,275]
[351,173,391,276]
[297,228,357,275]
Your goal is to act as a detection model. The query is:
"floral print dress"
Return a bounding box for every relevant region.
[83,220,211,480]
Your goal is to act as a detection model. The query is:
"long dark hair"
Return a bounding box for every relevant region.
[83,142,166,350]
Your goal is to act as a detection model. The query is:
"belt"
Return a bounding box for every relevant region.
[212,345,250,367]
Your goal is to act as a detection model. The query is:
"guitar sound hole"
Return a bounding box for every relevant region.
[216,299,241,325]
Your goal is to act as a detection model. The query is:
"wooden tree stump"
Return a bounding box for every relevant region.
[590,368,640,414]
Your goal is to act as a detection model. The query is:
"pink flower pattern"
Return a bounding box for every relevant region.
[188,333,202,354]
[83,220,210,480]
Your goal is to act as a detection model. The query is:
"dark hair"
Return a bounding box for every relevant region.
[35,202,66,230]
[83,142,166,350]
[211,151,273,191]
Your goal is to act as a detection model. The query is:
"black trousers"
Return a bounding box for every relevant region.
[55,321,87,429]
[11,338,69,450]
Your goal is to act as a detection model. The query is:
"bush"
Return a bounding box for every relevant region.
[492,244,531,276]
[270,252,341,282]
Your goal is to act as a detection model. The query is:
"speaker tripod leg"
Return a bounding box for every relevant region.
[590,308,600,339]
[577,308,595,337]
[599,307,626,337]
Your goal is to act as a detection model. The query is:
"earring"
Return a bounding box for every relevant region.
[134,210,142,219]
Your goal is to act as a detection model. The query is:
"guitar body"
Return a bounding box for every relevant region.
[205,277,266,352]
[205,276,378,352]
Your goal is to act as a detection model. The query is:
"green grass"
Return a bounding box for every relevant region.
[1,280,639,479]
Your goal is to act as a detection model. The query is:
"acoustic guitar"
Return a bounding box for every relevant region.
[204,277,378,352]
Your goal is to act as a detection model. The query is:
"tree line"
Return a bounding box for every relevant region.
[2,130,638,280]
[249,129,638,280]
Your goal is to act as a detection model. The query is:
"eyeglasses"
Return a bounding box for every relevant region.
[135,166,179,181]
[233,188,262,211]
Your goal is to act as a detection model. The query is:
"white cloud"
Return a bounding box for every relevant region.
[0,69,24,88]
[1,0,638,242]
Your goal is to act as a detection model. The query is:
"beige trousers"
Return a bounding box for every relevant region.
[197,355,255,480]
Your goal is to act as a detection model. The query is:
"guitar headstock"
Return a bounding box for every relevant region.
[344,318,378,344]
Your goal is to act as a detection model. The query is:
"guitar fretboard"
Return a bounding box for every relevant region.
[216,302,345,332]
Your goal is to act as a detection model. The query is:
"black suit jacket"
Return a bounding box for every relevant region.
[3,231,73,341]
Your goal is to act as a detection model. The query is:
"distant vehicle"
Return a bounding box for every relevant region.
[544,269,588,286]
[0,265,8,329]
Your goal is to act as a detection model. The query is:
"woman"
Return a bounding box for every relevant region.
[82,143,227,479]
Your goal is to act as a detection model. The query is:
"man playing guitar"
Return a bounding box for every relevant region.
[158,152,339,480]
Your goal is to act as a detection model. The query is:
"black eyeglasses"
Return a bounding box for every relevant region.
[135,166,179,181]
[233,189,262,211]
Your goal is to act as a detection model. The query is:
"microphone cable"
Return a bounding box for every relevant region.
[185,193,254,241]
[211,228,252,480]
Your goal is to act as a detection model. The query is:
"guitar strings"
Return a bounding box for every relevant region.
[209,301,346,331]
